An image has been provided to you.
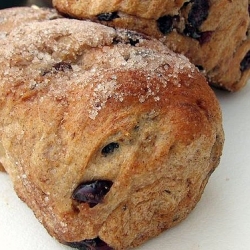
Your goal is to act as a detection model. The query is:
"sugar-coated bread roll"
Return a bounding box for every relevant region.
[53,0,250,91]
[0,7,224,250]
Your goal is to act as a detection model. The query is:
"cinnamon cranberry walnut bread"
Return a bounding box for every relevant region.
[53,0,250,91]
[0,7,224,250]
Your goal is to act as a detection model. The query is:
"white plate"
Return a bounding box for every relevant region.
[1,82,250,250]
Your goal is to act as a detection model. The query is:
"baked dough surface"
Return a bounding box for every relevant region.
[53,0,250,91]
[0,7,224,250]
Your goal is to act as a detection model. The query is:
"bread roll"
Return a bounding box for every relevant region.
[53,0,250,91]
[0,8,224,250]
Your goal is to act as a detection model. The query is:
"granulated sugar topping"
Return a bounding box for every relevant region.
[0,15,198,120]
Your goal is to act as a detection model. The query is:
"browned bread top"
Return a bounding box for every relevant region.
[0,7,224,250]
[52,0,250,91]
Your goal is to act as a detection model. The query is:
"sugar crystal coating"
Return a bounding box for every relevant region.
[0,18,197,120]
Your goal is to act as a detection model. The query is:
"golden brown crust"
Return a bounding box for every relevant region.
[0,8,224,250]
[53,0,250,91]
[52,0,187,19]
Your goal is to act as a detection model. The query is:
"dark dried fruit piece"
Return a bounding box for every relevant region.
[183,24,201,39]
[195,65,204,71]
[53,62,73,72]
[113,30,143,46]
[188,0,209,27]
[101,142,119,156]
[184,0,210,42]
[72,180,113,207]
[240,51,250,72]
[125,31,141,46]
[198,31,213,44]
[128,37,139,46]
[157,15,175,35]
[97,12,119,21]
[66,237,114,250]
[41,62,73,76]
